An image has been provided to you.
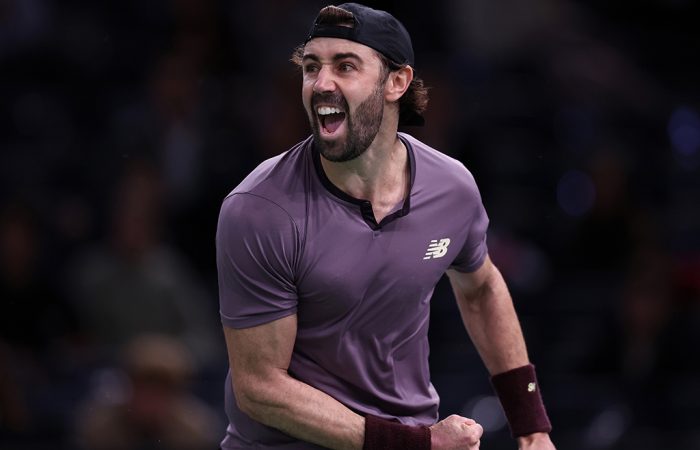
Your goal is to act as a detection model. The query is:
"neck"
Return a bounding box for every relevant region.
[319,127,408,206]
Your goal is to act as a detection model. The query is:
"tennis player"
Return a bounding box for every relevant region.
[216,3,555,449]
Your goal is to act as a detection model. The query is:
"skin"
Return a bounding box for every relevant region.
[447,258,556,450]
[301,38,410,221]
[306,61,386,163]
[223,36,556,449]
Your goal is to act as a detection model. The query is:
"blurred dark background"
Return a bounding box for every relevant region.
[1,0,699,449]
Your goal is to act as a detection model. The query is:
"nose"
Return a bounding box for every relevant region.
[313,65,336,93]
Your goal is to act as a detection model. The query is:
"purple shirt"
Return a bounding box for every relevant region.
[216,133,489,448]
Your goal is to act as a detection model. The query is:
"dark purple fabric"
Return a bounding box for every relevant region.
[490,364,552,437]
[363,414,431,450]
[216,133,489,448]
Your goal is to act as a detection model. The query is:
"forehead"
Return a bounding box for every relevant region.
[303,37,380,63]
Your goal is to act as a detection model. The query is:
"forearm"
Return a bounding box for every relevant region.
[235,370,364,450]
[224,317,365,450]
[448,260,554,447]
[451,264,529,374]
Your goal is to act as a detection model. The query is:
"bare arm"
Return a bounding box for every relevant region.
[446,255,528,374]
[447,255,555,450]
[226,314,485,450]
[224,314,364,450]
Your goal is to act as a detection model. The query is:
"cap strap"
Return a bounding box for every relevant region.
[308,24,356,42]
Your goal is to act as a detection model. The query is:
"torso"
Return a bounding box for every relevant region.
[217,133,490,448]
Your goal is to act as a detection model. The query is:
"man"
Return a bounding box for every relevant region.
[216,3,556,449]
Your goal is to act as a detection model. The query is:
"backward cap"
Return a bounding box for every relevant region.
[306,2,415,67]
[305,3,424,126]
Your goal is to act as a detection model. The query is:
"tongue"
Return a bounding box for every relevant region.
[324,113,345,133]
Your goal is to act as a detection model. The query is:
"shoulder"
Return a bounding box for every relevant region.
[217,191,300,245]
[216,191,302,280]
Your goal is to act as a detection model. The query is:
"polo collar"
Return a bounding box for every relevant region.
[311,135,416,230]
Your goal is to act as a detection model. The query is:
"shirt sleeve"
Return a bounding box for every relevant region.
[449,171,490,273]
[216,192,299,329]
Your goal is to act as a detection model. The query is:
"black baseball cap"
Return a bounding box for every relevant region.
[307,3,414,68]
[306,3,423,125]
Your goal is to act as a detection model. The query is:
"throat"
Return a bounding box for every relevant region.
[319,137,411,210]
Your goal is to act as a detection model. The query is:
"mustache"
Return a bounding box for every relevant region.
[311,91,348,111]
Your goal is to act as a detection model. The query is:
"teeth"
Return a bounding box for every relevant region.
[317,106,342,115]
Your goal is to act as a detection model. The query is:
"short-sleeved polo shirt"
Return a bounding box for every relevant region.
[216,133,489,449]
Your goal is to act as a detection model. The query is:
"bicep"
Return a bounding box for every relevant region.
[446,255,494,303]
[224,314,297,397]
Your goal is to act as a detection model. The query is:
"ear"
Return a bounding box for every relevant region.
[385,65,413,102]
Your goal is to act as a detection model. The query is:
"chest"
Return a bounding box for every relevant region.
[294,199,467,327]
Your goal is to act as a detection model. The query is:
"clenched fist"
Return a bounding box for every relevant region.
[430,414,483,450]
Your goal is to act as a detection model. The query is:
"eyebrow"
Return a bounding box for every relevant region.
[302,52,363,64]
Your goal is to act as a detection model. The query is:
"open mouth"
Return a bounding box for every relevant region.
[317,106,347,136]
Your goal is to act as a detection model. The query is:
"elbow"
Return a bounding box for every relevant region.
[458,267,504,314]
[234,389,254,417]
[231,377,283,422]
[233,384,264,420]
[459,284,489,314]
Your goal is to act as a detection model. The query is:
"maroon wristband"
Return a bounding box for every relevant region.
[363,414,431,450]
[490,363,552,438]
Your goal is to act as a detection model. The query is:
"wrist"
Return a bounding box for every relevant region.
[490,363,552,438]
[517,431,549,444]
[363,414,431,450]
[517,431,553,449]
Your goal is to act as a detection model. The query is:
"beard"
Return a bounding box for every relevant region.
[309,82,385,163]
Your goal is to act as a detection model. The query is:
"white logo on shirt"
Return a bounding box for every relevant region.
[423,238,451,259]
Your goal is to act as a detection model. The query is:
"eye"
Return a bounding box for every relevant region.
[338,62,355,72]
[303,64,319,74]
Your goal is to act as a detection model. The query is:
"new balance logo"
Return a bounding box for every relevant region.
[423,238,451,259]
